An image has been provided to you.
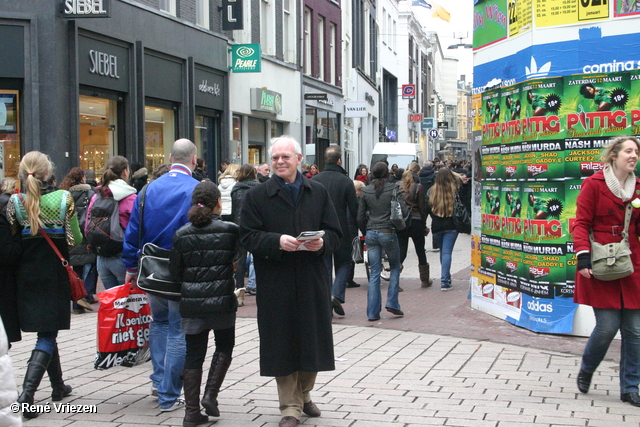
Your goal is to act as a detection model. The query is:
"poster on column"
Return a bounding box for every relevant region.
[501,83,524,145]
[522,138,564,181]
[482,143,502,181]
[564,72,631,138]
[507,293,577,333]
[522,77,564,141]
[629,69,640,137]
[482,88,503,145]
[564,137,608,179]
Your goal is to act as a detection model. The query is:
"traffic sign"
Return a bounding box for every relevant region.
[429,129,439,139]
[402,84,416,99]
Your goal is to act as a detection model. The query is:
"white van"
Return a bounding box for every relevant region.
[370,142,422,170]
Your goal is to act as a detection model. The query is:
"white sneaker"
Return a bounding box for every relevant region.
[160,398,185,412]
[235,288,246,307]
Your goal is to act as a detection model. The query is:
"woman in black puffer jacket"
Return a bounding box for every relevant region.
[170,181,240,426]
[230,164,260,293]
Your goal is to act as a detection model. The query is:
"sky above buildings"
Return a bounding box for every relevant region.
[413,0,474,81]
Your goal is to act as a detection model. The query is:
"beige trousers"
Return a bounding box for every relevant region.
[275,371,317,418]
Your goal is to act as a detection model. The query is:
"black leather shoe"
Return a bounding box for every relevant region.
[577,369,592,394]
[332,297,345,316]
[346,281,361,288]
[303,401,321,417]
[621,392,640,407]
[386,307,404,317]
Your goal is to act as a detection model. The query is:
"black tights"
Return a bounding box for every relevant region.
[184,327,235,370]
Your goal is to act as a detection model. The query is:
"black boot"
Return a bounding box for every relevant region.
[201,352,232,417]
[419,264,433,288]
[182,369,210,427]
[18,350,52,419]
[577,369,593,394]
[48,345,72,401]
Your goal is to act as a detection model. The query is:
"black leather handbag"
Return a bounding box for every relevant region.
[136,242,181,299]
[135,184,181,300]
[453,192,471,234]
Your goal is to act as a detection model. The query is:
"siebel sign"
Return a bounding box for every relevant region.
[62,0,110,18]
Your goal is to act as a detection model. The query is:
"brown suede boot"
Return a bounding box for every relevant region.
[201,352,232,417]
[182,369,210,427]
[419,264,433,288]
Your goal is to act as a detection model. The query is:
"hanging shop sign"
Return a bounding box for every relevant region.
[231,44,261,73]
[250,88,282,115]
[222,0,243,30]
[62,0,110,18]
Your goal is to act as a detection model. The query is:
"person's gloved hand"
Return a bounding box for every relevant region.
[577,253,591,271]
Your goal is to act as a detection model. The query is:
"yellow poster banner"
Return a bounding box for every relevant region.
[534,0,608,28]
[509,0,532,38]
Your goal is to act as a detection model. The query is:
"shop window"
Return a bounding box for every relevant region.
[270,121,283,138]
[79,95,116,179]
[248,117,266,166]
[0,90,20,180]
[145,105,175,176]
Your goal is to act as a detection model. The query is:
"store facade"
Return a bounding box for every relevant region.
[303,78,343,171]
[0,1,228,180]
[228,58,302,168]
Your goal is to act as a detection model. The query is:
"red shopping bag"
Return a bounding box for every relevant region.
[94,284,152,370]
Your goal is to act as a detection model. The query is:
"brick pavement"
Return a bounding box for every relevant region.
[7,233,630,426]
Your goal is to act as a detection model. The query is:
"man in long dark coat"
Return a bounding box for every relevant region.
[312,145,358,316]
[240,136,342,427]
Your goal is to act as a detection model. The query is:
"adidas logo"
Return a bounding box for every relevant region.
[525,57,551,79]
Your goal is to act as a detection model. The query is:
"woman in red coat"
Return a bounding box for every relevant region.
[572,136,640,407]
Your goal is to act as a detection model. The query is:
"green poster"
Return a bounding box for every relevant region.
[522,181,566,244]
[521,138,564,181]
[474,0,508,50]
[629,69,640,135]
[521,77,564,141]
[501,83,524,145]
[564,137,608,179]
[564,72,631,138]
[482,88,503,145]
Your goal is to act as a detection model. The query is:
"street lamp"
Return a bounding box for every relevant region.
[447,32,472,50]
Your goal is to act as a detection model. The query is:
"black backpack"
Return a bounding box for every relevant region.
[72,189,93,234]
[85,195,124,256]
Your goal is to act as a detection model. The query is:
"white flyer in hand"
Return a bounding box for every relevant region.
[296,230,325,240]
[296,230,325,250]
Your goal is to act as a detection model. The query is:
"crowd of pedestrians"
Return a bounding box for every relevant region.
[0,138,474,426]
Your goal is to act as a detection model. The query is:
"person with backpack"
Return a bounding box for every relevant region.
[85,156,137,289]
[59,167,98,313]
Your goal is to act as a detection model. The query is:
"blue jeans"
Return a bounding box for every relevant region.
[365,230,401,320]
[581,308,640,393]
[72,263,98,310]
[147,293,186,408]
[247,253,256,292]
[433,230,459,286]
[326,239,353,303]
[34,331,58,355]
[97,255,126,289]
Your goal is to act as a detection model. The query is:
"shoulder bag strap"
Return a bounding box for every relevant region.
[621,202,633,244]
[17,193,68,266]
[138,183,148,250]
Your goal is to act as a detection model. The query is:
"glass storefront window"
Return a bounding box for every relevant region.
[248,117,266,166]
[229,115,242,166]
[79,95,116,179]
[195,114,211,163]
[0,90,20,180]
[145,105,175,176]
[271,121,283,139]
